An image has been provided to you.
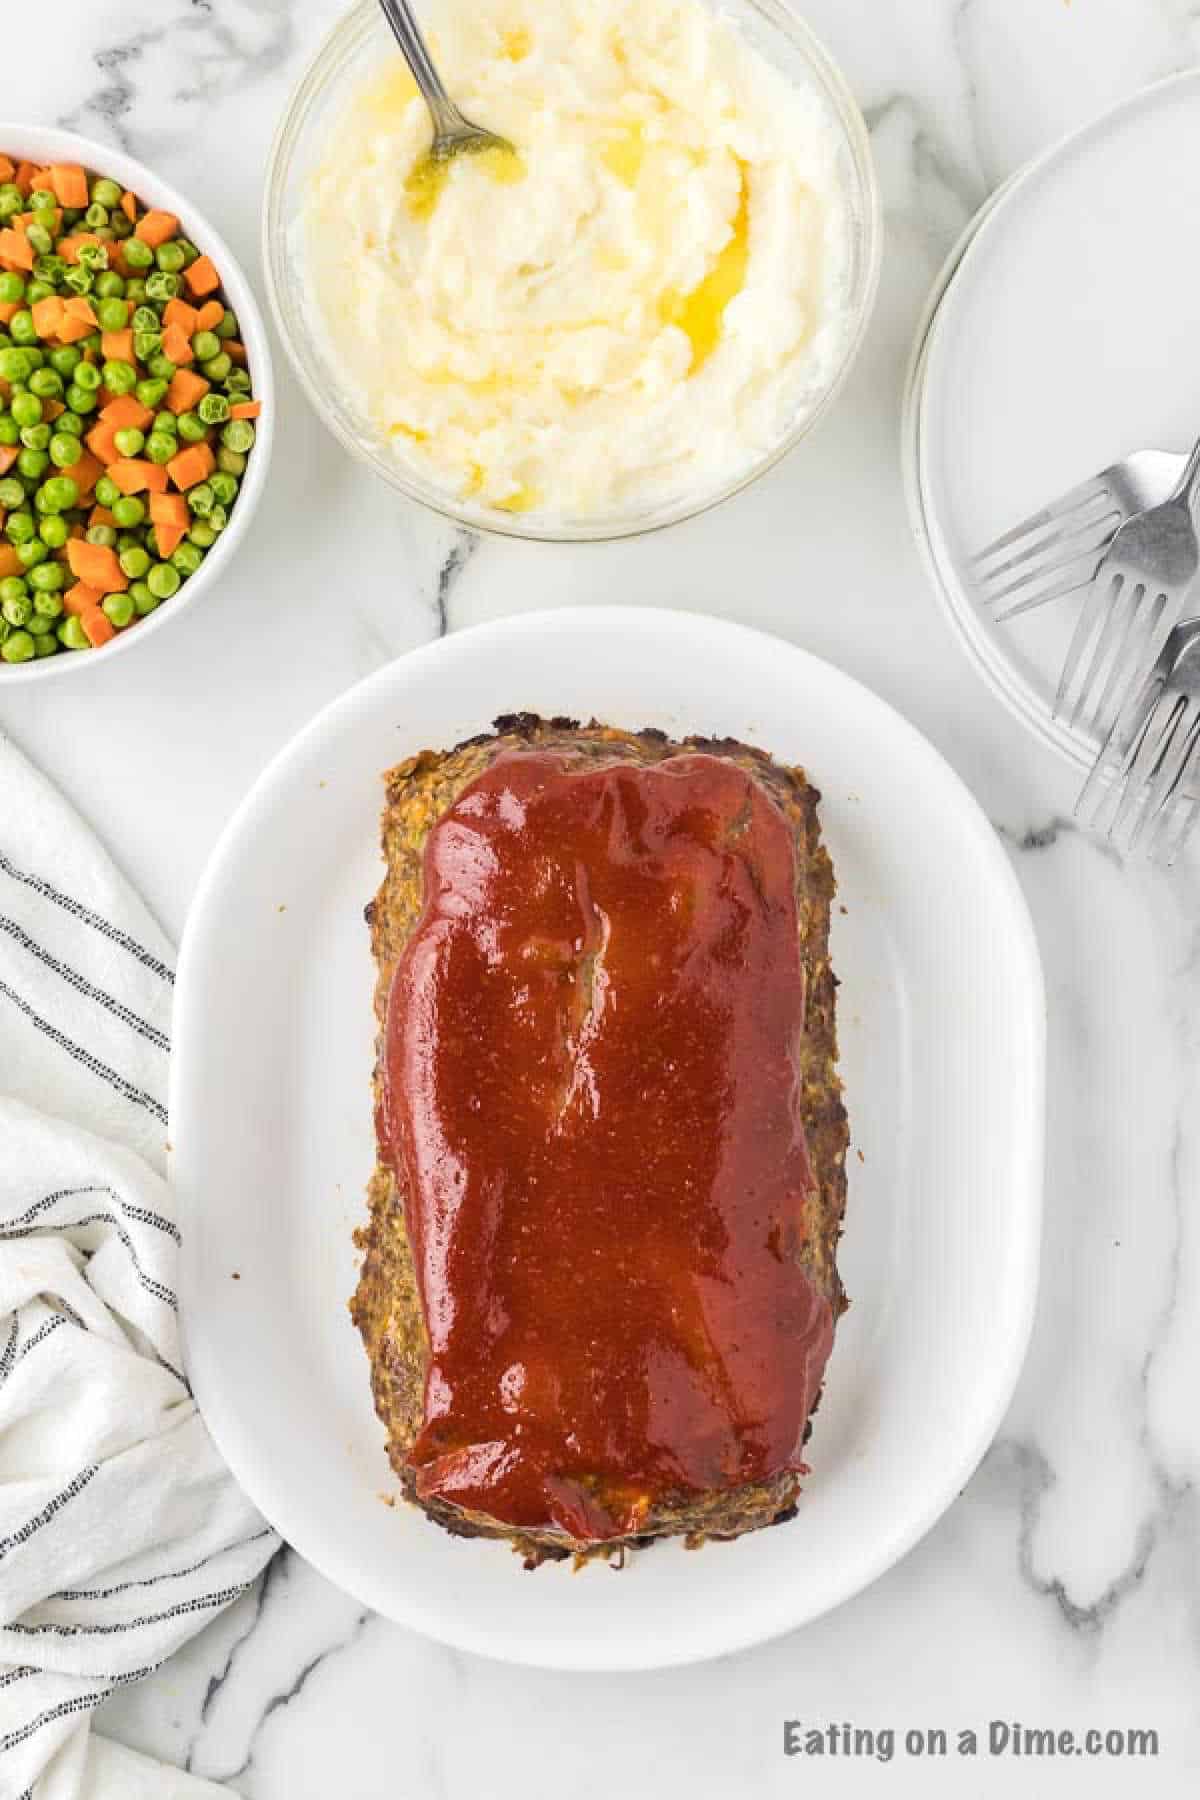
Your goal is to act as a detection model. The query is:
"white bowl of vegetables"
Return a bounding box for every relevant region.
[0,124,273,680]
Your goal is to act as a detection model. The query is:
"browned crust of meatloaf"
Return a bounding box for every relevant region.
[349,715,849,1568]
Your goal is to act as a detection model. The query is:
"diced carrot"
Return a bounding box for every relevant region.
[56,311,93,345]
[0,446,18,475]
[230,401,261,420]
[0,227,34,272]
[70,450,105,498]
[13,162,37,196]
[184,254,220,299]
[150,491,189,528]
[0,302,18,326]
[67,539,128,593]
[108,458,168,495]
[0,157,13,185]
[89,506,117,529]
[64,580,104,617]
[121,191,138,224]
[64,296,98,328]
[48,163,90,209]
[161,322,194,365]
[85,419,122,465]
[101,394,154,432]
[82,607,116,648]
[31,294,66,339]
[0,544,22,579]
[101,329,135,364]
[194,300,225,333]
[165,368,209,415]
[225,340,248,366]
[135,209,179,249]
[163,297,199,336]
[167,442,215,491]
[154,524,186,559]
[43,399,64,422]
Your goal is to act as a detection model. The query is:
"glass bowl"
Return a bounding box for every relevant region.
[263,0,880,543]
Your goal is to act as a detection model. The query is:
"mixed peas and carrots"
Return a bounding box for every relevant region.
[0,156,261,664]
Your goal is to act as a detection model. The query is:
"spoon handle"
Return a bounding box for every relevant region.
[377,0,457,126]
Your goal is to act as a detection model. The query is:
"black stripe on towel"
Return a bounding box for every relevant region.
[4,1183,180,1246]
[0,1212,176,1314]
[0,1662,162,1752]
[0,914,169,1051]
[8,1581,247,1638]
[57,1528,275,1601]
[0,850,173,983]
[0,1466,98,1561]
[0,1314,68,1384]
[0,979,167,1123]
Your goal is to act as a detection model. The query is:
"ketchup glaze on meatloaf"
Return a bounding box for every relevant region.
[381,749,834,1541]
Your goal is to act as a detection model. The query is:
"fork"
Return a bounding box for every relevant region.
[972,450,1185,620]
[1076,618,1200,863]
[1054,435,1200,743]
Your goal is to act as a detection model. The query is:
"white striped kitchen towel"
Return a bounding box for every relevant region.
[0,734,279,1799]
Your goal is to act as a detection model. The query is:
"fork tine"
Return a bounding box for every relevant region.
[993,565,1101,623]
[1126,697,1193,853]
[1153,787,1200,866]
[1057,573,1122,726]
[981,529,1117,614]
[974,503,1119,588]
[972,476,1111,566]
[1109,687,1180,845]
[1090,586,1166,740]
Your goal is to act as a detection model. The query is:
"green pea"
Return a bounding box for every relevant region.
[49,346,82,379]
[39,476,78,513]
[33,582,64,616]
[129,580,158,616]
[73,360,102,392]
[30,264,64,292]
[119,542,151,579]
[146,561,180,600]
[16,537,47,569]
[0,417,17,448]
[155,241,187,274]
[153,410,178,436]
[0,477,23,508]
[186,520,217,549]
[94,271,125,299]
[38,514,69,549]
[135,378,169,410]
[91,177,123,210]
[28,367,63,399]
[0,272,25,304]
[191,330,221,363]
[17,448,48,480]
[216,308,238,340]
[0,184,24,220]
[28,560,64,592]
[112,495,145,528]
[114,426,145,458]
[216,447,245,477]
[28,188,55,212]
[175,238,200,268]
[49,432,82,469]
[5,509,34,544]
[102,591,135,628]
[197,392,230,426]
[58,614,90,650]
[188,482,215,516]
[63,266,93,296]
[22,427,52,456]
[110,211,133,241]
[106,361,139,398]
[56,412,83,437]
[144,271,179,302]
[0,575,26,606]
[65,385,98,414]
[10,391,42,428]
[1,589,32,626]
[177,411,207,445]
[87,524,117,548]
[145,432,176,466]
[132,305,159,332]
[94,475,121,509]
[24,224,53,258]
[85,202,110,231]
[147,354,176,381]
[0,348,34,382]
[171,541,204,576]
[0,629,35,663]
[26,607,55,636]
[9,310,37,347]
[208,471,238,506]
[207,504,228,532]
[96,297,129,333]
[134,330,163,361]
[123,278,147,304]
[77,242,109,271]
[200,352,232,382]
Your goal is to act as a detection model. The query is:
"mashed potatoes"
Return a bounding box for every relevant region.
[306,0,853,521]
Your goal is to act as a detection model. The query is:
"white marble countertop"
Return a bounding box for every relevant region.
[2,1,1199,1793]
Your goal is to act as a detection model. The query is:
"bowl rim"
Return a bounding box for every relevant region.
[0,121,275,685]
[261,0,882,544]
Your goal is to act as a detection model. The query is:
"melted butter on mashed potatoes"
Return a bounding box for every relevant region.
[306,0,852,519]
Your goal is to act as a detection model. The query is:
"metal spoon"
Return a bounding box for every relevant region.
[377,0,515,165]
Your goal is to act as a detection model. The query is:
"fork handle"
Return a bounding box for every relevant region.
[1174,432,1200,520]
[377,0,463,136]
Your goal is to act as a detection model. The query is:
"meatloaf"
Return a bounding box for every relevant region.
[351,715,849,1567]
